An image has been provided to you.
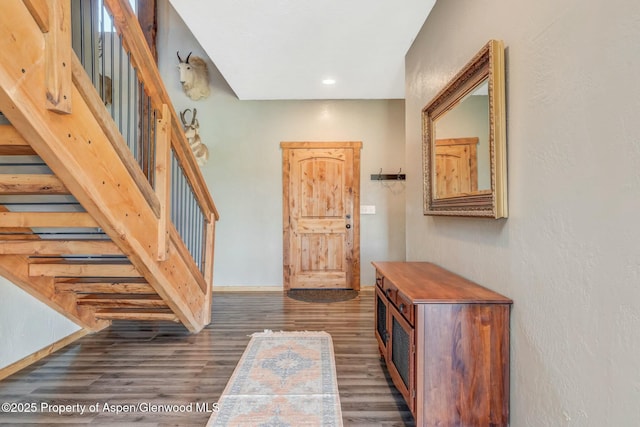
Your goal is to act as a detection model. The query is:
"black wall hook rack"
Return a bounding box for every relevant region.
[371,168,406,181]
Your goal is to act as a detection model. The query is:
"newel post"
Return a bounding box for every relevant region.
[24,0,72,113]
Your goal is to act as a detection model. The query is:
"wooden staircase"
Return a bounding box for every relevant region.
[0,0,218,334]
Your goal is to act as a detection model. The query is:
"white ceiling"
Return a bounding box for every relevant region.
[168,0,436,100]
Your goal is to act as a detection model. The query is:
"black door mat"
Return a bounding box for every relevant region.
[286,289,358,303]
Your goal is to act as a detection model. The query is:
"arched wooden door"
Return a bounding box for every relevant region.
[434,137,478,198]
[281,142,361,290]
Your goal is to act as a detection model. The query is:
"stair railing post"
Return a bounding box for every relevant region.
[155,103,171,261]
[202,212,216,324]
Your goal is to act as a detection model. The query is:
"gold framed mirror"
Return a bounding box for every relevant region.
[422,40,507,218]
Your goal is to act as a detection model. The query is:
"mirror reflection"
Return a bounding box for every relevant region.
[422,39,507,218]
[433,80,490,199]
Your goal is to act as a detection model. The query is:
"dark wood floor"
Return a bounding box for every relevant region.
[0,288,414,426]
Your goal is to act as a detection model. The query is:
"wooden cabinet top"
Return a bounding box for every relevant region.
[372,261,512,304]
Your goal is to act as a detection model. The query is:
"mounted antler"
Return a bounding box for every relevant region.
[179,108,209,167]
[180,108,198,129]
[179,108,191,127]
[176,51,193,63]
[191,108,198,128]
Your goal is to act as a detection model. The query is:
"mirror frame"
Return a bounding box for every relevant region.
[422,39,507,218]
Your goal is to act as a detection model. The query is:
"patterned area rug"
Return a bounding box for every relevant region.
[207,330,343,427]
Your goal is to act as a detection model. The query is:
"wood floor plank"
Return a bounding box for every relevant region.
[0,289,414,426]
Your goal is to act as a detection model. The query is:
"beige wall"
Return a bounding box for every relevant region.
[0,277,80,368]
[406,0,640,425]
[158,2,407,287]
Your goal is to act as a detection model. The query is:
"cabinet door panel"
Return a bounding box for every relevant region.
[374,285,389,355]
[387,302,415,414]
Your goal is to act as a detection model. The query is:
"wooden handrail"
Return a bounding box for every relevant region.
[103,0,219,221]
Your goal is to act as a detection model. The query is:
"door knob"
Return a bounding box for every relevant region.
[346,224,351,229]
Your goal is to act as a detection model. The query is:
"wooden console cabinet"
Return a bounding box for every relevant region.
[373,262,512,426]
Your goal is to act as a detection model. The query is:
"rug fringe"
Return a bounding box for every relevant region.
[250,330,331,337]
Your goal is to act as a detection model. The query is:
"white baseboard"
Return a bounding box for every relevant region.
[212,285,375,292]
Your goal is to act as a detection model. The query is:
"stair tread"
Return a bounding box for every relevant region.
[29,259,142,278]
[0,174,69,194]
[94,308,179,322]
[30,261,133,267]
[95,307,174,312]
[56,277,148,284]
[77,293,168,309]
[0,125,36,155]
[77,293,163,300]
[0,239,122,256]
[55,278,154,294]
[0,212,98,228]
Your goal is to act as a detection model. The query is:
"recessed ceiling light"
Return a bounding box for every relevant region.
[322,78,336,85]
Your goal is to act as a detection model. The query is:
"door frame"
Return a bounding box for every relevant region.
[281,141,362,290]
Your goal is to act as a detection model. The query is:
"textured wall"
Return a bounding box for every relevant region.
[0,277,80,369]
[158,2,407,287]
[406,0,640,425]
